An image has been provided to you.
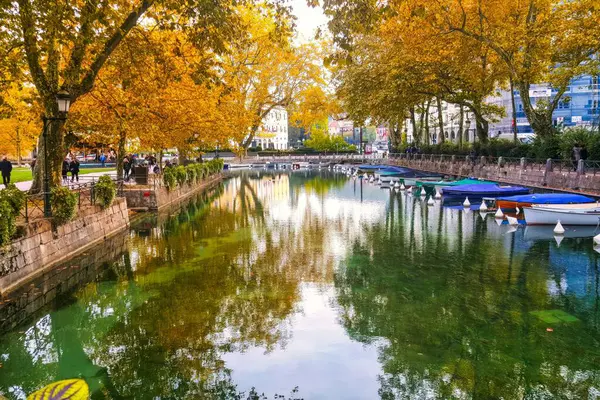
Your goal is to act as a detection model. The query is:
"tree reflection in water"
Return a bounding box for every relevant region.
[3,171,600,399]
[335,194,600,399]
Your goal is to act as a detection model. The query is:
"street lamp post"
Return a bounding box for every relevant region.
[42,91,71,217]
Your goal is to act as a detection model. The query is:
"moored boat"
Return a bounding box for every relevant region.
[441,184,530,199]
[496,193,595,210]
[524,205,600,225]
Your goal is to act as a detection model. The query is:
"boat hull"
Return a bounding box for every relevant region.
[524,207,600,225]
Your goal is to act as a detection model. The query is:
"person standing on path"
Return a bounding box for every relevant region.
[99,153,106,168]
[0,156,12,187]
[62,157,70,184]
[123,156,131,181]
[70,158,80,182]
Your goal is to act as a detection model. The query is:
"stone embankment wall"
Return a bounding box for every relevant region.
[390,156,600,195]
[0,198,130,294]
[124,174,223,210]
[0,230,129,333]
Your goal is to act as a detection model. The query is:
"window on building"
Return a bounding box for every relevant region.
[518,104,523,112]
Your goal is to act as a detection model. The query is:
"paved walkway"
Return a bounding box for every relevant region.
[7,171,117,192]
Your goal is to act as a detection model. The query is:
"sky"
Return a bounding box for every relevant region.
[289,0,329,42]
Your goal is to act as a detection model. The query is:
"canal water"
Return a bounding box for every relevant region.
[1,171,600,399]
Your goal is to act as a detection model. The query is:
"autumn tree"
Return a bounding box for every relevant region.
[0,83,40,163]
[219,5,324,154]
[0,0,288,192]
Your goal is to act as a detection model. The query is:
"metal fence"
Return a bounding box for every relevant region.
[18,178,125,223]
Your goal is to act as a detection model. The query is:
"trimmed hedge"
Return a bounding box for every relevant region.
[164,159,224,191]
[51,186,78,226]
[399,128,600,160]
[0,184,25,246]
[94,175,116,209]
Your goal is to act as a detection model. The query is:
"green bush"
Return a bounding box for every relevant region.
[186,165,197,184]
[0,184,26,214]
[175,166,187,186]
[94,175,116,209]
[164,168,177,190]
[0,198,16,246]
[51,186,78,226]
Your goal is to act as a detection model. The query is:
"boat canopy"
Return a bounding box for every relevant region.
[497,193,595,204]
[442,184,530,197]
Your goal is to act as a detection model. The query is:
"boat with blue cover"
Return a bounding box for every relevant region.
[441,184,530,199]
[496,193,595,210]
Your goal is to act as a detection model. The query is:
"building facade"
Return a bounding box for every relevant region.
[405,74,600,145]
[253,107,289,150]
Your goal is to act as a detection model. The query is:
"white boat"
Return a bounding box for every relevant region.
[524,225,600,240]
[524,206,600,225]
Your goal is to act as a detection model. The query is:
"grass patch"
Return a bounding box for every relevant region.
[8,167,115,183]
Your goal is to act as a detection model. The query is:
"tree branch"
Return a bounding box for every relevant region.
[17,0,49,98]
[73,0,155,101]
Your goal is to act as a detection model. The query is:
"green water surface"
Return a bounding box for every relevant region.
[1,171,600,399]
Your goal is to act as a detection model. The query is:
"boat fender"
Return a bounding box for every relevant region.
[480,201,488,212]
[516,207,521,214]
[507,216,519,226]
[553,220,565,235]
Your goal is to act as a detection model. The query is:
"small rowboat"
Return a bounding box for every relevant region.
[441,184,530,199]
[496,193,595,210]
[524,204,600,225]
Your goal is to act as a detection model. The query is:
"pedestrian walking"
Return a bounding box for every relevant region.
[62,157,70,184]
[70,159,80,182]
[123,157,131,181]
[0,156,12,187]
[572,144,582,171]
[99,153,107,168]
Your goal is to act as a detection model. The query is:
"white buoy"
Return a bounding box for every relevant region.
[463,197,471,207]
[435,188,442,199]
[516,207,521,214]
[554,235,564,247]
[427,197,435,206]
[480,200,488,212]
[594,234,600,245]
[495,208,504,219]
[506,225,518,234]
[507,216,519,226]
[400,183,406,191]
[394,181,400,188]
[594,245,600,255]
[553,220,565,235]
[479,211,487,220]
[495,218,503,226]
[420,188,426,197]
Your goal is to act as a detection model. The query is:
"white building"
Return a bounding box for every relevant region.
[405,101,478,145]
[253,107,289,150]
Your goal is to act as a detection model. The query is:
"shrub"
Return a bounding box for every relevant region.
[51,186,78,226]
[175,166,187,186]
[164,168,177,190]
[186,165,197,184]
[0,184,25,214]
[94,175,116,209]
[0,198,16,246]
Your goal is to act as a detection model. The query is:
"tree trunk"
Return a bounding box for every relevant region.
[116,125,126,181]
[510,78,519,142]
[30,102,65,194]
[418,102,426,145]
[458,105,464,149]
[436,97,445,143]
[517,81,556,137]
[424,100,431,145]
[465,104,489,143]
[410,106,418,145]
